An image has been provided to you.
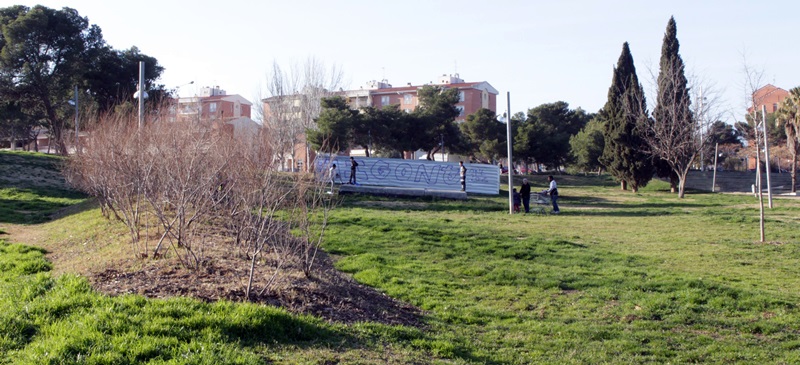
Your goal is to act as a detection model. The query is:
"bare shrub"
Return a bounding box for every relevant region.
[66,105,339,299]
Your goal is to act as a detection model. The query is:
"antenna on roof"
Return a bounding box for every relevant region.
[382,67,385,81]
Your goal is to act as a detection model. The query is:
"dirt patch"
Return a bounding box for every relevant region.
[89,246,424,327]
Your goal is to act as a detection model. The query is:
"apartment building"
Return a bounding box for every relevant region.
[348,73,498,122]
[262,74,499,169]
[175,86,253,121]
[748,84,789,114]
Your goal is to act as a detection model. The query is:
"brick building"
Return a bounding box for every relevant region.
[748,84,789,114]
[263,74,498,169]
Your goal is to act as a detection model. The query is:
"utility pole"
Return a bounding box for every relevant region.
[440,134,445,162]
[138,61,145,129]
[698,86,704,171]
[506,91,513,215]
[755,108,765,242]
[73,85,79,153]
[762,105,773,208]
[711,143,718,192]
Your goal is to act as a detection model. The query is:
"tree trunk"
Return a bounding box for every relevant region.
[792,151,797,193]
[677,169,689,198]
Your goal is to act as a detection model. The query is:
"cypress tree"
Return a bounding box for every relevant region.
[652,16,695,198]
[599,42,653,192]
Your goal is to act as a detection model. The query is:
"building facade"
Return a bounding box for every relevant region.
[262,74,498,169]
[175,86,253,122]
[748,84,789,114]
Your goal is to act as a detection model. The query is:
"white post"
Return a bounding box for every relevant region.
[762,105,773,208]
[138,61,145,129]
[506,91,513,215]
[74,85,79,153]
[711,143,718,192]
[699,86,704,171]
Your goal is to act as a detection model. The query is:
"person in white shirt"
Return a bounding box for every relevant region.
[544,175,559,214]
[329,164,340,186]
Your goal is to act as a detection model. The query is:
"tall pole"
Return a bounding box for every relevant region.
[506,91,513,215]
[699,86,704,171]
[138,61,145,129]
[711,142,718,192]
[73,85,79,153]
[755,112,765,242]
[762,105,773,208]
[441,134,445,162]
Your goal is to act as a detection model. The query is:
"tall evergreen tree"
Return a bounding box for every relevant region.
[598,42,653,192]
[649,16,695,198]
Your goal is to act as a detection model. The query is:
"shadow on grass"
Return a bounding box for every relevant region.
[0,187,89,224]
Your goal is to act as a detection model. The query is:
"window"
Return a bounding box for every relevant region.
[773,103,778,112]
[404,94,412,104]
[404,108,411,113]
[381,96,390,106]
[459,91,465,102]
[456,106,465,116]
[209,102,217,113]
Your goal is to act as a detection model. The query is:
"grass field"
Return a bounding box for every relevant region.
[2,150,800,364]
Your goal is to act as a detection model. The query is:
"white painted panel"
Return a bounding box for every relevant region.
[315,156,500,195]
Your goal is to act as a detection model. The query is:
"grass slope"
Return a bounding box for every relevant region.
[3,151,800,364]
[324,181,800,363]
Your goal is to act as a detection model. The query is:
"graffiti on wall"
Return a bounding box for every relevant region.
[315,156,500,195]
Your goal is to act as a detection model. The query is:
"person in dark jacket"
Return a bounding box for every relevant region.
[519,178,531,213]
[459,161,467,192]
[349,157,359,185]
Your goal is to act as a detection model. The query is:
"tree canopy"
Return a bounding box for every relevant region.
[598,42,653,192]
[647,16,696,198]
[569,115,605,174]
[0,5,164,154]
[459,108,505,163]
[515,101,591,170]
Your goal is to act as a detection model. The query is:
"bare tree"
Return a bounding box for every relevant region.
[637,17,725,198]
[67,101,339,298]
[261,57,345,173]
[261,61,302,172]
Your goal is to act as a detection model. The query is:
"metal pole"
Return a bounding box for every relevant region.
[74,85,79,153]
[762,105,773,208]
[711,143,718,192]
[699,86,704,171]
[441,134,445,162]
[506,91,513,215]
[138,61,145,129]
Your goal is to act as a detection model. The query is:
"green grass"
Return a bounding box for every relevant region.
[3,150,800,363]
[322,180,800,364]
[0,151,86,224]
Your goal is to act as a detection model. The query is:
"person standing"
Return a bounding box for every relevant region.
[512,188,521,213]
[544,175,559,214]
[519,178,531,213]
[329,163,339,185]
[459,161,467,192]
[349,157,359,185]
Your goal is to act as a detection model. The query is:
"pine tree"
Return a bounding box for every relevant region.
[599,42,653,192]
[650,16,695,198]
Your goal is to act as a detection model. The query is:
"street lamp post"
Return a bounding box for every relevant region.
[504,92,513,214]
[134,61,147,129]
[68,85,78,153]
[711,143,719,192]
[762,105,773,208]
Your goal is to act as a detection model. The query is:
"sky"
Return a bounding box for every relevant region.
[12,0,800,123]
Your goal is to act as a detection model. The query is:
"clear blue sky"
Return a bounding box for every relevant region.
[14,0,800,123]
